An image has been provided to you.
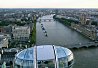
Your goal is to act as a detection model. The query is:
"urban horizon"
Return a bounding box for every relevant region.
[0,1,98,68]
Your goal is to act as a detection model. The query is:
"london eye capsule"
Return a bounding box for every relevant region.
[14,45,74,68]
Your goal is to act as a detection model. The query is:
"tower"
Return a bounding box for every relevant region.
[80,13,87,25]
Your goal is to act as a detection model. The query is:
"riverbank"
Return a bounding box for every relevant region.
[30,20,36,45]
[53,15,98,49]
[53,15,96,41]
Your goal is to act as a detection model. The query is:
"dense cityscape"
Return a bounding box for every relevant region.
[0,8,98,68]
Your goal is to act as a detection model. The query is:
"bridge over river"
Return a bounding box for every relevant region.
[63,42,98,48]
[37,18,55,22]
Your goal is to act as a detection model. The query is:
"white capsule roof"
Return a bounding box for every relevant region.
[16,45,73,61]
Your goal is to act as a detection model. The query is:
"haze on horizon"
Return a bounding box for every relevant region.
[0,0,98,8]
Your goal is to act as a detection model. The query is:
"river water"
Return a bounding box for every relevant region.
[36,15,90,46]
[36,15,98,68]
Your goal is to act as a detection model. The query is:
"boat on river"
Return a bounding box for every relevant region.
[45,33,48,37]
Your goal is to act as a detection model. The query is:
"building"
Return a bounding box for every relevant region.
[0,52,17,68]
[0,25,12,34]
[0,33,10,48]
[71,23,97,40]
[0,34,11,41]
[14,45,74,68]
[79,13,87,25]
[0,38,8,48]
[12,26,30,42]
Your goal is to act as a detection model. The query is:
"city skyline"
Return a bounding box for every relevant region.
[0,0,98,8]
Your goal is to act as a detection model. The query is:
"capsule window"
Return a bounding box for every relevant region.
[68,60,73,66]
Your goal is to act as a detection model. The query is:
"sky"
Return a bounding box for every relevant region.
[0,0,98,8]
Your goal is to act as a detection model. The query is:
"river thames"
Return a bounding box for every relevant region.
[36,15,98,68]
[36,15,90,46]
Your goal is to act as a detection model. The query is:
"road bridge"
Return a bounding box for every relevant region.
[37,19,55,22]
[62,42,98,49]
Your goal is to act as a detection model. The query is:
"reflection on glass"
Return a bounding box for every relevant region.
[14,58,34,68]
[59,57,67,68]
[38,60,55,68]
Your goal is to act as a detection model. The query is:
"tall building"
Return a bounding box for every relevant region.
[12,26,30,42]
[0,38,8,48]
[80,13,87,25]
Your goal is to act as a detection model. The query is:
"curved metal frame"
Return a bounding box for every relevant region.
[14,45,74,68]
[52,45,59,68]
[34,46,38,68]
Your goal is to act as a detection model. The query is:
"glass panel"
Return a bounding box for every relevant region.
[14,64,21,68]
[68,54,74,62]
[15,58,23,66]
[23,66,33,68]
[38,60,55,68]
[56,47,66,58]
[15,60,34,68]
[22,60,33,68]
[15,63,34,68]
[58,57,67,68]
[68,59,74,67]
